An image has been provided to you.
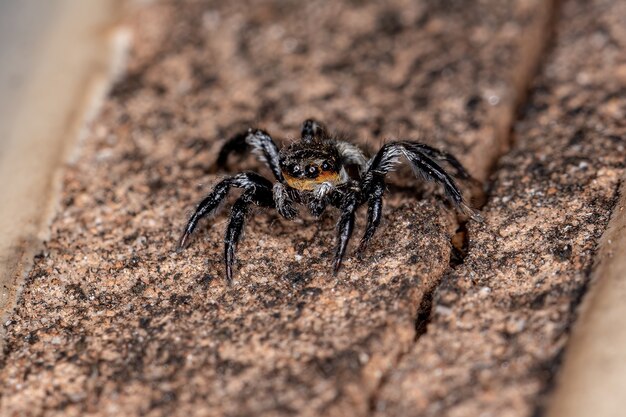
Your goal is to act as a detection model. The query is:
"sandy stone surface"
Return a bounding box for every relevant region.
[0,0,121,340]
[375,0,626,416]
[1,0,622,416]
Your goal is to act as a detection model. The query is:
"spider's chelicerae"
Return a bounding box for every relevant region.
[178,119,479,282]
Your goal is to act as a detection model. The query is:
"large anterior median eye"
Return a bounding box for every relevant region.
[306,165,319,177]
[321,161,331,171]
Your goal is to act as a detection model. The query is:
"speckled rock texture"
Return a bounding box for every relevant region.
[0,0,622,416]
[375,0,626,416]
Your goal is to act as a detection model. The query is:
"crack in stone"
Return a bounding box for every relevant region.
[365,0,561,413]
[449,221,470,268]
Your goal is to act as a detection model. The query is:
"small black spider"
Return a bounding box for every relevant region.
[178,119,479,282]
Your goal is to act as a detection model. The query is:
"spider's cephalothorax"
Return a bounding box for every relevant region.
[178,119,480,282]
[279,140,344,191]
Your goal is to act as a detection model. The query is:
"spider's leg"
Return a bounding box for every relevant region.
[331,192,359,274]
[224,187,274,282]
[215,129,284,182]
[365,141,478,218]
[245,129,284,181]
[215,131,248,169]
[411,143,470,179]
[356,176,385,256]
[178,172,273,250]
[335,141,368,174]
[301,119,328,142]
[178,180,231,250]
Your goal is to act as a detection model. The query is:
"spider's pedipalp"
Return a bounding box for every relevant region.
[273,182,298,219]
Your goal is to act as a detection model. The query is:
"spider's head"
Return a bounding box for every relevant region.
[279,141,342,191]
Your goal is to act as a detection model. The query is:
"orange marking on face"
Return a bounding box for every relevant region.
[283,171,340,191]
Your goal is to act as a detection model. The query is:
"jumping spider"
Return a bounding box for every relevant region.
[178,119,479,282]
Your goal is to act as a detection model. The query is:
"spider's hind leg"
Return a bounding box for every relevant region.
[301,119,328,142]
[215,130,248,170]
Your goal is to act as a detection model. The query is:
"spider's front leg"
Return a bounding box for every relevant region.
[367,141,478,217]
[409,143,471,179]
[177,172,275,282]
[224,187,274,282]
[352,141,480,258]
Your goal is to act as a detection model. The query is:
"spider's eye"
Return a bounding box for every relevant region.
[321,161,332,171]
[306,165,319,177]
[291,165,301,175]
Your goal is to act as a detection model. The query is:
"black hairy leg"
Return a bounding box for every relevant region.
[365,141,478,218]
[335,141,369,174]
[356,175,385,256]
[330,188,359,274]
[409,143,471,179]
[300,119,327,142]
[224,188,274,282]
[215,131,247,169]
[215,129,284,181]
[178,172,274,250]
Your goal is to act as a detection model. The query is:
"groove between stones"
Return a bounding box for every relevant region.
[365,0,560,413]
